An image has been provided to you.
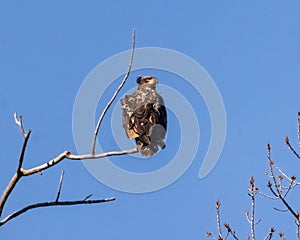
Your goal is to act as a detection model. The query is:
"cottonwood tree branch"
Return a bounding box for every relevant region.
[0,31,139,227]
[0,133,137,207]
[0,118,137,225]
[0,197,116,226]
[91,29,136,154]
[207,113,300,239]
[1,163,115,226]
[21,148,138,176]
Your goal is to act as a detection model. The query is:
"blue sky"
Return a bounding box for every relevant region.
[1,1,300,239]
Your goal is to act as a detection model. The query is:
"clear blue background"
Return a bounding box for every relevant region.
[1,1,300,239]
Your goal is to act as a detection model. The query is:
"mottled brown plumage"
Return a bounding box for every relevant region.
[120,76,167,157]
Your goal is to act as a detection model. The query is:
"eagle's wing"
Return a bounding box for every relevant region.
[156,95,167,132]
[121,96,139,139]
[121,89,167,157]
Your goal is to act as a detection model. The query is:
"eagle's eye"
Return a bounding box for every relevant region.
[146,77,155,83]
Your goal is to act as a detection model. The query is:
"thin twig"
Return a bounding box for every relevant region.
[245,212,251,224]
[224,231,229,240]
[14,113,26,138]
[216,200,223,239]
[257,191,278,200]
[55,170,65,202]
[298,112,300,149]
[0,197,116,226]
[91,29,136,155]
[248,177,256,240]
[285,136,300,159]
[273,207,288,212]
[263,228,275,240]
[272,163,300,185]
[267,144,280,193]
[283,179,296,198]
[83,194,93,201]
[224,223,239,240]
[296,220,300,240]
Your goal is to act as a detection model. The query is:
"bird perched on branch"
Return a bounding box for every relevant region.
[120,76,167,157]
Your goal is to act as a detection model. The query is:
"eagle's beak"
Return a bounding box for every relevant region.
[149,77,158,85]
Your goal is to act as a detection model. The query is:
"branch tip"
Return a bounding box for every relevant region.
[55,170,65,202]
[83,194,93,201]
[91,29,136,154]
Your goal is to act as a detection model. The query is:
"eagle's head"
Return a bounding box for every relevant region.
[137,76,158,90]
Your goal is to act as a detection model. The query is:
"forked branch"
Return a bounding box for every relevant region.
[0,197,115,226]
[0,30,139,227]
[0,116,137,225]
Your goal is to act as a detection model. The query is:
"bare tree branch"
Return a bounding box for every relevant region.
[0,30,138,228]
[272,162,300,185]
[266,145,300,222]
[14,112,26,138]
[0,125,31,217]
[55,170,65,202]
[257,191,278,200]
[17,130,31,173]
[248,177,257,240]
[273,207,288,212]
[207,113,300,239]
[224,223,239,240]
[263,228,275,240]
[298,112,300,149]
[215,200,223,239]
[0,122,137,223]
[285,136,300,159]
[20,148,138,176]
[91,29,136,154]
[296,220,300,240]
[0,197,116,226]
[83,194,93,201]
[283,179,296,198]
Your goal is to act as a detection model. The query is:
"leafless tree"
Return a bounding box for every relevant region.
[206,112,300,240]
[0,30,138,227]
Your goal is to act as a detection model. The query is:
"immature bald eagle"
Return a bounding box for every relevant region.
[120,76,167,157]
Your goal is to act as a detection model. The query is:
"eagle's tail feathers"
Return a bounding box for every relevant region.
[137,144,158,157]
